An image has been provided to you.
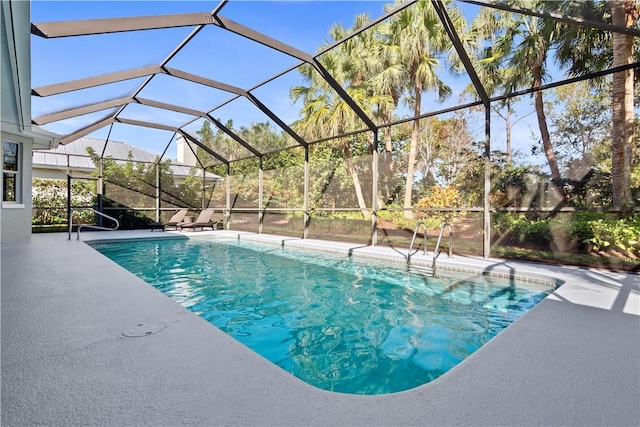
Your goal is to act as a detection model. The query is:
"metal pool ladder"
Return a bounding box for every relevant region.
[407,222,453,277]
[68,208,120,240]
[431,223,453,277]
[407,221,429,264]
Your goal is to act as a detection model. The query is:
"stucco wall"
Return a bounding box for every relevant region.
[1,1,33,243]
[0,1,58,243]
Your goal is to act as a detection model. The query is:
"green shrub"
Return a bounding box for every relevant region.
[377,209,420,231]
[416,185,463,225]
[32,178,96,226]
[567,211,601,249]
[101,199,153,229]
[493,213,553,248]
[492,166,530,207]
[568,212,640,256]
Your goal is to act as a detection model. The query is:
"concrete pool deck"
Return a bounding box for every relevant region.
[2,230,639,426]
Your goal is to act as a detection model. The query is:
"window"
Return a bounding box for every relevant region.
[3,140,20,203]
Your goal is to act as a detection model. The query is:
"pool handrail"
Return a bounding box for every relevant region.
[407,221,429,264]
[68,208,120,240]
[432,223,453,276]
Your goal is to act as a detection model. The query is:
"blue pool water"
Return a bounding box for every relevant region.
[92,237,553,395]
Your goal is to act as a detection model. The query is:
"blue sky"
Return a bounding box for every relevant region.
[30,0,547,166]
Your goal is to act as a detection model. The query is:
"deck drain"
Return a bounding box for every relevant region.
[123,322,165,337]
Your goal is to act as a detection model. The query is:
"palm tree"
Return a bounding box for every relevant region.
[237,121,287,154]
[473,1,565,203]
[470,8,530,165]
[290,18,392,218]
[610,0,639,207]
[377,0,455,218]
[356,18,404,206]
[554,0,639,207]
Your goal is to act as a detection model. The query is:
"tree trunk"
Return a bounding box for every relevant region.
[403,87,422,219]
[384,126,393,154]
[384,126,394,179]
[611,0,637,208]
[367,131,385,208]
[341,138,370,219]
[532,65,564,202]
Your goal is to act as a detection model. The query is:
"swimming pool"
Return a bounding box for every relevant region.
[92,237,555,395]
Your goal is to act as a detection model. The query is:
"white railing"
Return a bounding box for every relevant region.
[68,208,120,240]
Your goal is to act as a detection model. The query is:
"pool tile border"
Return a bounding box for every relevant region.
[88,231,560,291]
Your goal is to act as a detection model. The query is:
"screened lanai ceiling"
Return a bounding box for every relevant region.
[30,0,640,168]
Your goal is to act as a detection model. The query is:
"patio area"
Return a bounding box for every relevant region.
[2,230,638,426]
[2,1,638,424]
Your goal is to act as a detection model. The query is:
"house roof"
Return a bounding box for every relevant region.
[1,1,59,149]
[32,136,219,180]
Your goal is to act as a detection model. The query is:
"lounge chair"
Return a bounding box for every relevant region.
[149,209,188,231]
[177,208,220,232]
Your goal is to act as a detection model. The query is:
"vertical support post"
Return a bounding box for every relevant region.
[225,163,231,230]
[97,157,103,227]
[155,163,160,222]
[483,106,491,259]
[201,167,206,209]
[303,146,310,239]
[258,157,264,234]
[66,172,72,240]
[371,129,379,246]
